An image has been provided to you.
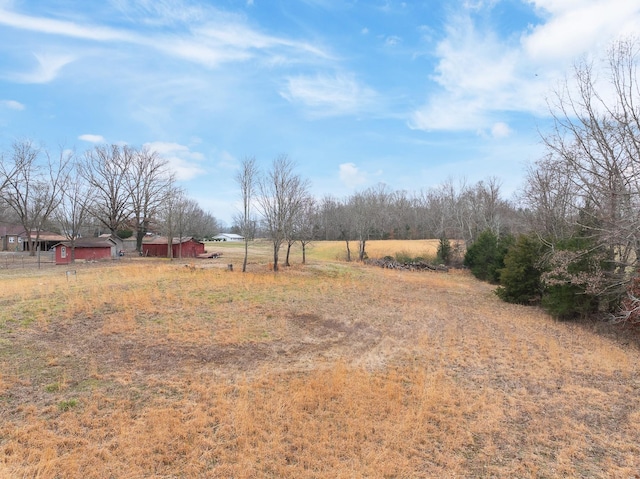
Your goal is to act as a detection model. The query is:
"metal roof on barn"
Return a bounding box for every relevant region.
[142,236,202,245]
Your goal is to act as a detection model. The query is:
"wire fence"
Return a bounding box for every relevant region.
[0,251,56,270]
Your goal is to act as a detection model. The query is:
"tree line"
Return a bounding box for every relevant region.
[232,153,520,272]
[0,142,220,258]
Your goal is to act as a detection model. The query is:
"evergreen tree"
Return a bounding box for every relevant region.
[464,229,513,283]
[496,234,545,304]
[436,236,452,265]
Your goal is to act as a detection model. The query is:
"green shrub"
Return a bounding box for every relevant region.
[464,230,514,283]
[496,234,545,304]
[436,236,452,265]
[116,229,133,239]
[394,251,413,264]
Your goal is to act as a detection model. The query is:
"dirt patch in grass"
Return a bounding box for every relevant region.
[1,254,640,478]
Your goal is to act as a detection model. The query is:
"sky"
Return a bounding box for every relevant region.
[1,0,640,225]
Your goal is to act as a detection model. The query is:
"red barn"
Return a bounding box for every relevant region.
[142,237,205,258]
[54,238,116,265]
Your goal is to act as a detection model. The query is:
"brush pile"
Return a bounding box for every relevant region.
[366,257,449,272]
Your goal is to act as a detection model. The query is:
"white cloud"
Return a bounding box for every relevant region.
[409,96,489,132]
[14,52,75,84]
[0,3,329,71]
[491,122,511,139]
[144,141,206,181]
[339,162,367,189]
[385,35,401,46]
[78,134,106,143]
[524,0,640,62]
[0,100,24,110]
[410,1,640,134]
[281,72,377,117]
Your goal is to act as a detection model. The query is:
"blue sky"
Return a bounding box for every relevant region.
[1,0,639,225]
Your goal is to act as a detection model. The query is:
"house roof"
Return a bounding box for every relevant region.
[214,233,244,239]
[57,238,116,248]
[99,233,120,239]
[0,224,25,236]
[142,236,202,245]
[0,225,66,242]
[35,232,67,242]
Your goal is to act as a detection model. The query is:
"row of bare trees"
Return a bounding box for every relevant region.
[0,142,219,258]
[313,178,517,262]
[234,153,522,270]
[235,155,313,272]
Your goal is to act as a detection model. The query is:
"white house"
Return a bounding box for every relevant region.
[212,233,244,242]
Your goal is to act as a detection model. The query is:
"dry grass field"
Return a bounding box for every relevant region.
[1,240,639,478]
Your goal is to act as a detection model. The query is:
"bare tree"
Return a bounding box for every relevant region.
[0,148,24,196]
[349,184,391,261]
[175,197,201,259]
[235,156,258,272]
[186,208,220,240]
[295,196,318,264]
[54,159,91,262]
[80,144,133,235]
[257,155,310,271]
[158,187,186,259]
[537,38,640,313]
[520,154,579,241]
[127,147,175,253]
[1,140,70,255]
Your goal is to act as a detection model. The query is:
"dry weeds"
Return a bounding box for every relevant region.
[0,243,639,478]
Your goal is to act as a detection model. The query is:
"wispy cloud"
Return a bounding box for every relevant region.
[409,0,640,138]
[281,72,377,117]
[11,52,75,83]
[339,162,368,189]
[410,1,640,135]
[384,35,402,46]
[491,122,511,139]
[0,3,329,71]
[0,8,136,42]
[144,141,206,181]
[78,134,106,143]
[0,99,24,110]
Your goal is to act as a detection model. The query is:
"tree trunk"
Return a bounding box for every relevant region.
[136,228,145,254]
[359,239,367,261]
[242,239,248,272]
[285,242,292,267]
[273,243,279,271]
[345,239,351,262]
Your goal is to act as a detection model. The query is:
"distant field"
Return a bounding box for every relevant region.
[204,238,447,267]
[1,240,639,478]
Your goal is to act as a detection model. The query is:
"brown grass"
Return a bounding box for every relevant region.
[1,241,639,478]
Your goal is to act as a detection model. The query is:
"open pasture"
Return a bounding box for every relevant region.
[1,240,639,478]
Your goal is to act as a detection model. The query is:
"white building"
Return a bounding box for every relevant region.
[212,233,244,242]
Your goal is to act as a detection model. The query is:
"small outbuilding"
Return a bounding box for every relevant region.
[98,233,124,257]
[54,238,117,265]
[142,236,206,258]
